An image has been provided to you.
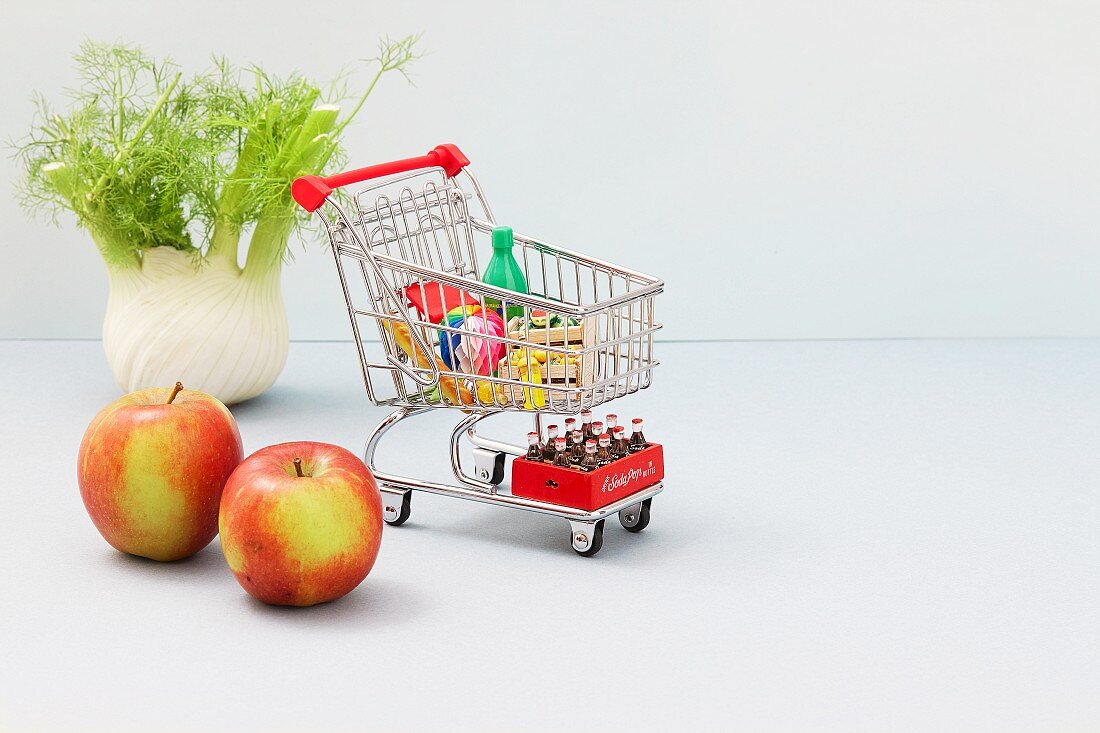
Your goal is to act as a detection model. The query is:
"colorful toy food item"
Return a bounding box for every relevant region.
[437,311,467,370]
[526,310,580,329]
[475,380,496,405]
[493,381,515,406]
[437,305,506,375]
[77,382,243,561]
[506,310,585,346]
[381,319,475,405]
[505,348,547,409]
[219,442,382,606]
[456,311,506,375]
[403,282,478,324]
[523,366,547,409]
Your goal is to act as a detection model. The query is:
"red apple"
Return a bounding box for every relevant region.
[218,442,383,607]
[77,382,243,561]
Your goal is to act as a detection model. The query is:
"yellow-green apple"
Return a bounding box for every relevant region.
[77,382,243,561]
[218,442,383,606]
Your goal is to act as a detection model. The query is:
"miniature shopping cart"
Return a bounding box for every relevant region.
[293,144,664,556]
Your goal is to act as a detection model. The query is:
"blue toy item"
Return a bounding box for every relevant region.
[437,312,467,369]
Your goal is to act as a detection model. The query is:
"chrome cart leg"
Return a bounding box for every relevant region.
[618,497,652,533]
[364,407,424,526]
[364,406,422,474]
[568,518,605,557]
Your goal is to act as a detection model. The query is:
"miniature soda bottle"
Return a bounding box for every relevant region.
[481,226,529,320]
[525,431,542,461]
[542,424,560,462]
[569,430,585,464]
[596,433,613,466]
[589,420,604,444]
[552,437,571,467]
[579,439,599,472]
[605,414,618,436]
[564,417,577,438]
[629,418,647,453]
[612,425,629,458]
[580,410,593,440]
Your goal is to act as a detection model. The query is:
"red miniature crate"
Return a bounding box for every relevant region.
[511,444,664,511]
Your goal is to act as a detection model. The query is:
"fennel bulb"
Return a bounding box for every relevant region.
[103,248,287,405]
[16,39,419,403]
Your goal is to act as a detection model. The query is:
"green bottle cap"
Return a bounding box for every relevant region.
[491,226,514,250]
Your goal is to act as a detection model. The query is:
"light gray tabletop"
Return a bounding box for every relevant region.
[1,339,1097,732]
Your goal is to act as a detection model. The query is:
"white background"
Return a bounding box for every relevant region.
[2,0,1099,341]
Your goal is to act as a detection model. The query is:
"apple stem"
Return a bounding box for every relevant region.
[293,458,305,478]
[166,382,184,404]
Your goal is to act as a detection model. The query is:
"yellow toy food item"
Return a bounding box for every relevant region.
[522,363,547,409]
[493,382,514,405]
[508,348,529,366]
[381,319,474,406]
[501,347,547,409]
[475,380,495,405]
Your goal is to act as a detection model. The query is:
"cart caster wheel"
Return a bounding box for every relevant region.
[619,498,652,533]
[570,520,604,557]
[472,447,506,486]
[382,491,412,527]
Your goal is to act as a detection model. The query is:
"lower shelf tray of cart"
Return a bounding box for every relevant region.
[511,444,664,512]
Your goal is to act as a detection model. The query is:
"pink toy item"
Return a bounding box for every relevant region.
[455,310,506,375]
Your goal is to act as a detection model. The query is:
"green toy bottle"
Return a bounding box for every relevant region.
[482,226,528,321]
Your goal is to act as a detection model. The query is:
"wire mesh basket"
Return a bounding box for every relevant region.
[296,145,664,415]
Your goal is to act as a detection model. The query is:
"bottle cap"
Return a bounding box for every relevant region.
[632,418,643,425]
[491,226,514,250]
[592,421,604,431]
[571,430,583,441]
[547,424,559,433]
[606,413,617,423]
[554,437,566,447]
[564,418,576,427]
[614,426,625,435]
[527,431,538,441]
[581,409,592,419]
[599,433,610,443]
[585,439,596,448]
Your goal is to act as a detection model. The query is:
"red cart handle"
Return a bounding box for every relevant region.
[292,144,470,212]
